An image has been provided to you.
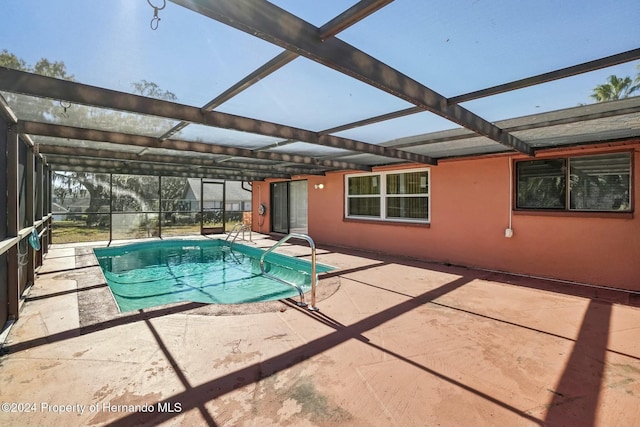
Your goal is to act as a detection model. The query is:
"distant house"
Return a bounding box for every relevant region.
[183,179,252,213]
[51,196,91,219]
[51,202,69,221]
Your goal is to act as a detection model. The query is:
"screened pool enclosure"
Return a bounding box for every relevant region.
[1,0,639,330]
[51,175,252,243]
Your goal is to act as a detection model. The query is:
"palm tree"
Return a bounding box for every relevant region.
[590,75,639,102]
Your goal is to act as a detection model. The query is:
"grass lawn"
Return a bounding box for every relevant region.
[51,220,244,243]
[52,220,110,244]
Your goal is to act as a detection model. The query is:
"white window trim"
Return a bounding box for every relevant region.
[344,168,430,224]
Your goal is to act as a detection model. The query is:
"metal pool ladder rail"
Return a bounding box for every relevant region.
[259,233,319,311]
[226,223,252,245]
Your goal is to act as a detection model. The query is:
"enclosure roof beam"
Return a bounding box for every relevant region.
[19,120,371,172]
[318,0,394,40]
[317,48,640,140]
[449,48,640,105]
[0,93,18,124]
[252,138,298,152]
[161,0,394,142]
[0,67,435,165]
[38,145,325,175]
[49,163,267,181]
[169,0,534,156]
[159,51,298,141]
[322,107,421,136]
[47,157,280,180]
[317,96,640,163]
[391,96,640,148]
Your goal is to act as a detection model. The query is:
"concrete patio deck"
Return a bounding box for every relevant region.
[0,234,639,427]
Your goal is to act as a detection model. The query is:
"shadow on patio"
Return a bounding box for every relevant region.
[0,242,638,426]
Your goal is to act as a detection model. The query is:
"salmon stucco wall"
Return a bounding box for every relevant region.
[252,142,640,291]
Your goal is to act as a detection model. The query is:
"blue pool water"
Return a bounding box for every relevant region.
[93,239,333,312]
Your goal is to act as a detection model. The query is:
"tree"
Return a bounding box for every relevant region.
[2,50,189,229]
[53,185,71,207]
[590,74,639,102]
[131,79,177,101]
[0,50,76,124]
[0,49,74,80]
[32,58,75,81]
[0,49,28,71]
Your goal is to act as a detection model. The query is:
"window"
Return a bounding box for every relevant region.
[516,152,631,212]
[345,169,429,222]
[225,202,241,212]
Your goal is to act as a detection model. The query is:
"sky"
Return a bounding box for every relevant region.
[1,0,639,144]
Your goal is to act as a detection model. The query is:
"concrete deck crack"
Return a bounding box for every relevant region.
[277,311,310,345]
[355,366,398,427]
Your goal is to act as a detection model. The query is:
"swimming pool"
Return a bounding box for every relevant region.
[93,239,333,312]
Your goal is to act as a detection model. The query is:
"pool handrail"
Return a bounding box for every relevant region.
[259,233,319,311]
[226,223,252,245]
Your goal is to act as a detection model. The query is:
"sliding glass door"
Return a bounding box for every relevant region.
[289,180,308,234]
[271,181,289,234]
[270,180,307,234]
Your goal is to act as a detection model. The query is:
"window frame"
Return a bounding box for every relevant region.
[514,151,633,214]
[344,168,430,224]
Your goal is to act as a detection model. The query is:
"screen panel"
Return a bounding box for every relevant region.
[0,115,7,240]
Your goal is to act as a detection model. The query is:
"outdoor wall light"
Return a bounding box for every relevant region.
[314,184,325,190]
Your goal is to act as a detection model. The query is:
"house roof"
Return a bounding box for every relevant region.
[1,1,639,180]
[185,179,251,202]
